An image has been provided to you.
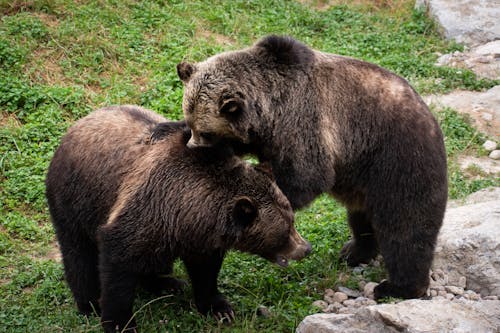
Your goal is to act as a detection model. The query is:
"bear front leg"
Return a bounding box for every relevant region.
[339,210,378,266]
[183,251,234,323]
[99,254,139,333]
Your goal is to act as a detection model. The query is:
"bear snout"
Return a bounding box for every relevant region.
[275,228,311,267]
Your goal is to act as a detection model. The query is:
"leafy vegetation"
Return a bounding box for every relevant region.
[0,0,498,332]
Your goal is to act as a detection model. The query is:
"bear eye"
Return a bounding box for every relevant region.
[199,132,216,142]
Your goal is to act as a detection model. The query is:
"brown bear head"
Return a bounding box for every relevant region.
[177,35,314,149]
[224,162,311,266]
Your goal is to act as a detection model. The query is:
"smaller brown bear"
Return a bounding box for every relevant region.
[45,105,311,333]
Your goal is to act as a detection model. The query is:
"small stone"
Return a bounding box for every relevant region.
[458,276,467,289]
[363,282,378,300]
[338,307,353,314]
[431,269,448,286]
[324,302,344,313]
[342,299,357,307]
[489,150,500,160]
[464,290,480,301]
[445,293,455,300]
[333,292,348,303]
[483,140,497,151]
[256,305,272,318]
[483,296,498,300]
[358,280,366,291]
[312,300,328,311]
[364,299,377,306]
[438,290,447,297]
[433,295,445,301]
[337,286,361,298]
[445,286,464,295]
[430,290,438,297]
[324,288,335,304]
[352,267,364,274]
[324,288,335,297]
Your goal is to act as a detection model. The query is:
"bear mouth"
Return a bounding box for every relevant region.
[275,255,289,267]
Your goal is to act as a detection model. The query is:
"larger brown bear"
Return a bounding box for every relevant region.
[46,105,311,332]
[176,35,448,300]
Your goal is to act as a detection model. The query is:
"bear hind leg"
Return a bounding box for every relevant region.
[339,210,378,266]
[58,234,101,316]
[372,210,439,300]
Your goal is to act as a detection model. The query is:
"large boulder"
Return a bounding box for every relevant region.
[415,0,500,47]
[296,299,500,333]
[433,188,500,296]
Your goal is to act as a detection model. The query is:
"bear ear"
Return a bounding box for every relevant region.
[219,96,246,115]
[254,35,314,66]
[232,196,258,228]
[177,62,196,83]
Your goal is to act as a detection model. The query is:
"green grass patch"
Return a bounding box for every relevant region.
[0,1,498,332]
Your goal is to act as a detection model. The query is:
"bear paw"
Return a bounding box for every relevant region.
[197,294,235,324]
[339,239,378,267]
[374,280,427,300]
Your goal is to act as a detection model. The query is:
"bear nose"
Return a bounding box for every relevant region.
[304,241,312,256]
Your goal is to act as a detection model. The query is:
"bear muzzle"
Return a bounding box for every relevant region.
[275,228,312,267]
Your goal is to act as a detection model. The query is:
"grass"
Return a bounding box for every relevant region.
[0,0,498,332]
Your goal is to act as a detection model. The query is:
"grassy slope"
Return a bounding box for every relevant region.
[0,0,498,332]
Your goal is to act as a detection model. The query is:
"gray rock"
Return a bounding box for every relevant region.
[363,282,378,300]
[415,0,500,47]
[324,302,344,314]
[312,300,329,311]
[296,299,500,333]
[433,196,500,297]
[337,286,361,298]
[446,285,465,295]
[333,292,348,303]
[490,150,500,160]
[483,140,497,151]
[424,86,500,140]
[458,276,467,289]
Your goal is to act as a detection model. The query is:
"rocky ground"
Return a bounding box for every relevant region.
[299,188,500,333]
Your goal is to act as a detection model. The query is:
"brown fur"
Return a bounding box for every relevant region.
[46,105,310,332]
[177,35,448,300]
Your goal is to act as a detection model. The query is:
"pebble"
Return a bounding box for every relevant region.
[312,300,328,311]
[358,280,367,291]
[342,299,358,308]
[257,305,272,318]
[482,140,497,151]
[458,276,467,289]
[338,286,361,298]
[363,282,378,300]
[325,302,344,313]
[430,289,438,297]
[483,296,498,300]
[333,292,348,303]
[489,150,500,160]
[445,285,464,295]
[445,293,455,300]
[352,267,364,274]
[324,288,335,304]
[438,290,447,297]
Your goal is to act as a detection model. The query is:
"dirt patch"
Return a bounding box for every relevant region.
[27,48,69,86]
[195,29,236,46]
[0,112,22,128]
[296,0,406,11]
[33,12,60,29]
[45,241,62,263]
